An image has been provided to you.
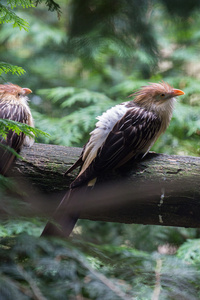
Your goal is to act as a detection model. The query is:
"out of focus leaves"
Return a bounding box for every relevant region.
[1,1,200,299]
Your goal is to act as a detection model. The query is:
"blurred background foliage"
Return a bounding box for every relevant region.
[0,0,200,299]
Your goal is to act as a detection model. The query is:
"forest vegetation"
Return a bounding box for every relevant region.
[0,0,200,299]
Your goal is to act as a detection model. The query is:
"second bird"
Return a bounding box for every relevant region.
[0,83,34,175]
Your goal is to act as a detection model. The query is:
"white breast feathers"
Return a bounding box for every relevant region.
[81,104,129,173]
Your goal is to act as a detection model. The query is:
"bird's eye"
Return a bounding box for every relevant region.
[17,93,21,97]
[161,94,165,97]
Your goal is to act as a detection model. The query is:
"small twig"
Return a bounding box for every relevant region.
[80,258,134,300]
[17,264,48,300]
[151,259,162,300]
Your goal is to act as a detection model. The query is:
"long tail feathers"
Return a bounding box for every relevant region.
[41,186,88,238]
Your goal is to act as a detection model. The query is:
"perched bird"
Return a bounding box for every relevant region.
[42,81,184,238]
[0,83,34,175]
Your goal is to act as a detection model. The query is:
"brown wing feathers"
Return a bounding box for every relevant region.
[71,107,161,188]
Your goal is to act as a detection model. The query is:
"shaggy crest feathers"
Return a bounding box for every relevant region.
[0,83,32,99]
[0,83,22,95]
[129,81,174,105]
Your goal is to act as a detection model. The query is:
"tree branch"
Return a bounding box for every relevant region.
[12,143,200,228]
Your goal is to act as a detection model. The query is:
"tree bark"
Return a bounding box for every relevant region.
[12,143,200,228]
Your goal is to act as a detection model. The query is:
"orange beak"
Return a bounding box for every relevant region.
[23,88,32,95]
[172,88,185,97]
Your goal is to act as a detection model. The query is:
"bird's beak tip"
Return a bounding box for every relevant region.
[172,88,185,97]
[23,88,32,95]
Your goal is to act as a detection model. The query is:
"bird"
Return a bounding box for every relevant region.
[0,83,34,175]
[42,81,185,238]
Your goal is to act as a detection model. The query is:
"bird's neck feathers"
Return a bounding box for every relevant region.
[136,96,175,117]
[2,93,32,120]
[3,93,29,106]
[129,82,176,126]
[130,95,176,131]
[147,97,175,132]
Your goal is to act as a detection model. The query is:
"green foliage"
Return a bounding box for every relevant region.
[152,101,200,156]
[36,87,115,145]
[34,0,61,17]
[0,2,30,30]
[0,118,49,141]
[0,218,44,237]
[68,0,158,57]
[0,119,49,160]
[1,1,200,299]
[0,234,200,300]
[6,0,34,9]
[0,0,29,78]
[177,239,200,265]
[0,62,25,76]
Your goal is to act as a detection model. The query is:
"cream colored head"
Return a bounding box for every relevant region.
[0,83,32,103]
[130,81,184,108]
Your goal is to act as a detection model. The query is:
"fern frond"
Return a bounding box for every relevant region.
[39,87,113,107]
[34,0,61,18]
[35,88,115,146]
[38,87,80,103]
[0,3,29,30]
[7,0,34,9]
[0,62,25,76]
[0,119,49,140]
[177,239,200,265]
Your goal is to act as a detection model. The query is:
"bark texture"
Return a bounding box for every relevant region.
[12,143,200,228]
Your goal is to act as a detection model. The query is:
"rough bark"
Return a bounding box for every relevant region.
[12,143,200,228]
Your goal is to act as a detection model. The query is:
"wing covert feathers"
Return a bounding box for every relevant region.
[71,106,161,188]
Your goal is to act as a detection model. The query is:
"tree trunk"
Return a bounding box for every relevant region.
[12,143,200,228]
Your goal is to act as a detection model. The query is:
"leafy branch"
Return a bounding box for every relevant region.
[6,0,34,9]
[0,3,29,30]
[34,0,61,18]
[0,62,25,76]
[0,118,49,140]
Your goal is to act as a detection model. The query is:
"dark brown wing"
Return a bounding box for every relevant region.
[71,107,161,188]
[0,102,28,175]
[64,145,87,176]
[64,155,83,176]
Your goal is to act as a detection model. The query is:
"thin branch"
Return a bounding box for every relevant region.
[17,264,48,300]
[151,259,162,300]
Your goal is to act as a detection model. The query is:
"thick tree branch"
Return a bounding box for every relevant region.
[12,143,200,228]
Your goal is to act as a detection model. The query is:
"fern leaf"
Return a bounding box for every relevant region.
[7,0,34,9]
[0,62,25,76]
[0,119,49,140]
[177,239,200,265]
[0,3,29,30]
[34,0,61,18]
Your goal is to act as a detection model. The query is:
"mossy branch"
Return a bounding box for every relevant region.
[11,143,200,228]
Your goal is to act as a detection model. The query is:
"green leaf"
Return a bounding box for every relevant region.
[0,3,29,30]
[0,119,50,140]
[34,0,61,18]
[7,0,35,9]
[0,62,25,76]
[177,239,200,265]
